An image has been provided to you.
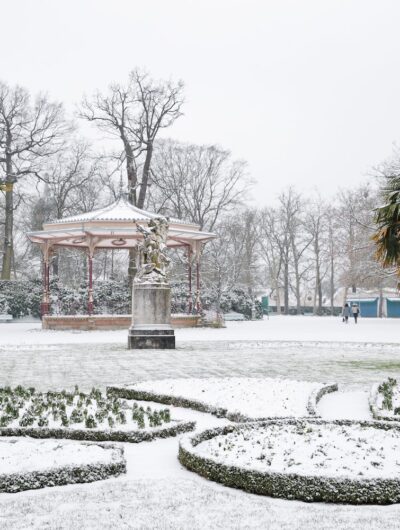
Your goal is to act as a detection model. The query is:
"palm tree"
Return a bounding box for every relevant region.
[373,174,400,275]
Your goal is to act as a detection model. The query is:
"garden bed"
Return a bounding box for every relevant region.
[0,386,195,443]
[370,377,400,421]
[0,438,125,493]
[107,378,337,421]
[179,418,400,504]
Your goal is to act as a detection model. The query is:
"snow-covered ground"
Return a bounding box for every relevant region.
[120,377,325,419]
[192,420,400,479]
[0,438,118,474]
[1,315,400,345]
[0,316,399,528]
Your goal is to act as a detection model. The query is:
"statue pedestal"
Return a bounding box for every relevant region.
[128,283,175,349]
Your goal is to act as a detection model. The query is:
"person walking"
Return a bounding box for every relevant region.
[352,303,360,324]
[342,303,351,323]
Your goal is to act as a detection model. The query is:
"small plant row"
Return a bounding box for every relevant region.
[0,385,171,430]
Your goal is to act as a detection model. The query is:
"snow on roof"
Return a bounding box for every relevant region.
[46,195,193,227]
[347,298,378,303]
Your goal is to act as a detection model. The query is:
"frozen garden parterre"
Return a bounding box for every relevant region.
[0,318,400,529]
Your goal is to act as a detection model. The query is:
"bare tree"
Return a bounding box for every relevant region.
[305,197,328,315]
[30,139,102,276]
[203,218,247,310]
[0,81,67,279]
[79,69,184,208]
[322,204,343,315]
[286,193,313,314]
[150,140,249,230]
[337,184,379,299]
[36,139,101,220]
[259,208,283,313]
[80,69,184,283]
[274,188,304,314]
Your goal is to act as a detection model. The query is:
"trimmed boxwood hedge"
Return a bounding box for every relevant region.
[107,382,338,421]
[0,421,195,444]
[307,383,338,416]
[179,418,400,505]
[0,442,126,493]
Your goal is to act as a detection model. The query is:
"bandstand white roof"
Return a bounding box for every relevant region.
[28,195,216,253]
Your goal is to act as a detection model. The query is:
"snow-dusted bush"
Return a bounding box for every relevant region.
[179,419,400,504]
[93,278,130,314]
[0,294,10,315]
[370,377,400,420]
[218,288,263,320]
[0,280,42,318]
[171,281,263,319]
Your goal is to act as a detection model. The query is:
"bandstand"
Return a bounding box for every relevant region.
[28,195,216,330]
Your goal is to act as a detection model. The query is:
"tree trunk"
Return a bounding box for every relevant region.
[138,144,153,209]
[124,140,137,206]
[313,256,322,315]
[52,254,59,277]
[328,218,335,315]
[293,263,301,314]
[275,284,281,314]
[123,140,138,286]
[1,156,14,280]
[330,253,334,315]
[284,260,289,315]
[378,284,384,318]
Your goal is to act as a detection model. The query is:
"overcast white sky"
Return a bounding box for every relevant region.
[1,0,400,204]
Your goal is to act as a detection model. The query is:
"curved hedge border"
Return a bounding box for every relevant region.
[369,383,400,422]
[0,420,195,444]
[179,418,400,505]
[306,383,338,415]
[0,442,126,493]
[107,382,337,422]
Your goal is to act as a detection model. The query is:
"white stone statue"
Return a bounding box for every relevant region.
[135,218,171,284]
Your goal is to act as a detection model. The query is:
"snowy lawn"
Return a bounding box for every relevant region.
[0,438,121,475]
[108,377,334,420]
[1,315,400,345]
[191,420,400,479]
[0,437,125,494]
[0,317,399,527]
[317,391,371,420]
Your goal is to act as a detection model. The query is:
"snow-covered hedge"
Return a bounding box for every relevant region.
[179,419,400,504]
[0,278,263,319]
[0,386,195,443]
[0,422,195,443]
[0,280,42,318]
[369,378,400,421]
[107,379,338,421]
[0,439,125,494]
[307,383,339,416]
[171,283,263,319]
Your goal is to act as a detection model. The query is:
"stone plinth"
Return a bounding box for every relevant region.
[128,283,175,349]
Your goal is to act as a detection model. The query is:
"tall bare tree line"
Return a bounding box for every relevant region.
[1,71,398,308]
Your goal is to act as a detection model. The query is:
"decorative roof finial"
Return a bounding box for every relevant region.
[118,172,124,197]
